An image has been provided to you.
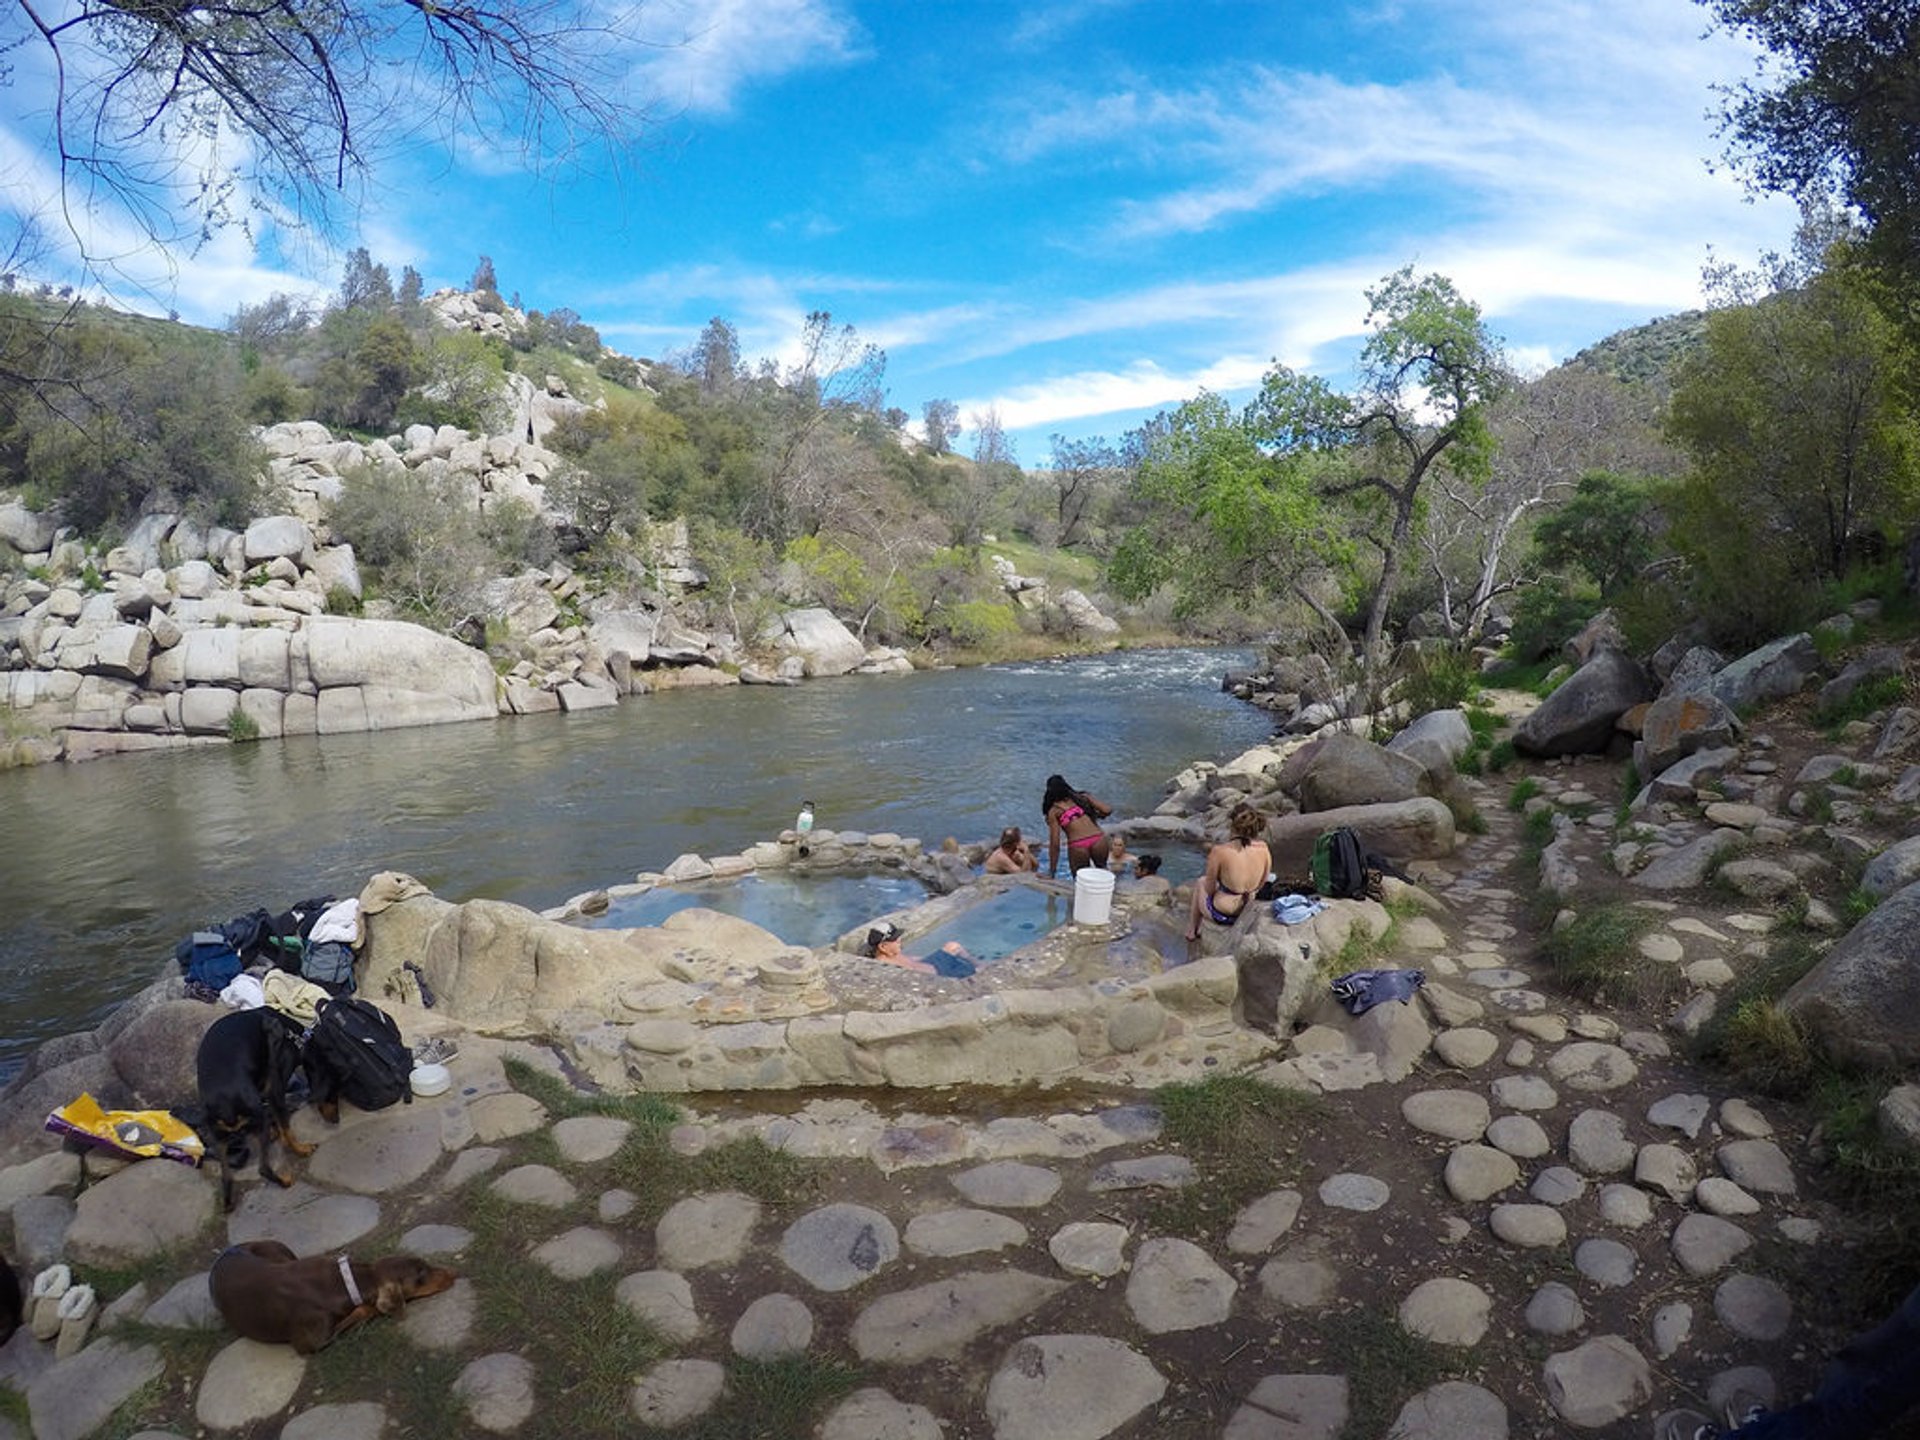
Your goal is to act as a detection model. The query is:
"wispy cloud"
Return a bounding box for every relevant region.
[625,0,867,114]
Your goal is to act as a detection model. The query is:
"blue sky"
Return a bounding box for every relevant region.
[6,0,1801,457]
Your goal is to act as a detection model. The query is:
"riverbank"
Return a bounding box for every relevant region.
[0,648,1272,1081]
[0,758,1854,1440]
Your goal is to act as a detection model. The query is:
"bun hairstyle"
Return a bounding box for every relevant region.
[1229,804,1266,843]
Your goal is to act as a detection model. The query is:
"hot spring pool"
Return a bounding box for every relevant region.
[908,885,1075,964]
[580,872,931,948]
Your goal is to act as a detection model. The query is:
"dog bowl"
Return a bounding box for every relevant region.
[410,1063,451,1098]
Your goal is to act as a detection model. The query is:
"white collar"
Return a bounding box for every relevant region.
[336,1255,363,1307]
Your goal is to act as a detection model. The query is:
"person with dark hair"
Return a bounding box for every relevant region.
[1133,854,1162,878]
[1187,803,1273,941]
[1657,1281,1920,1439]
[985,827,1036,875]
[1043,773,1112,877]
[862,923,977,979]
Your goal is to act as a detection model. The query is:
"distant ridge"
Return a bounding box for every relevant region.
[1561,310,1708,392]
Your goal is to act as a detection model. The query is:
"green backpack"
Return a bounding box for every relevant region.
[1309,827,1369,899]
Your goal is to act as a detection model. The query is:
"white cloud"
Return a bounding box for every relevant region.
[624,0,867,115]
[956,354,1270,435]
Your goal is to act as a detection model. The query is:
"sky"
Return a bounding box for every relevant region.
[3,0,1803,458]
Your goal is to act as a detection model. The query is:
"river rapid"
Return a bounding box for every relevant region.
[0,646,1271,1081]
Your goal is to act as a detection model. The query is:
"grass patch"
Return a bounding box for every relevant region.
[1537,902,1678,1008]
[1519,807,1556,867]
[1147,1075,1323,1241]
[1311,1307,1462,1440]
[1615,760,1640,827]
[0,1385,29,1432]
[473,1267,667,1434]
[1803,1069,1920,1320]
[1817,673,1908,732]
[502,1058,681,1133]
[225,705,260,743]
[306,1340,467,1434]
[1844,887,1879,924]
[1690,934,1826,1094]
[677,1357,867,1439]
[1505,777,1541,811]
[1486,738,1517,773]
[603,1134,823,1228]
[1457,807,1489,835]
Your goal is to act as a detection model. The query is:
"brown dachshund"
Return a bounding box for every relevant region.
[209,1240,455,1354]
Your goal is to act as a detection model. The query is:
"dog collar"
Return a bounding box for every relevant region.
[336,1255,363,1308]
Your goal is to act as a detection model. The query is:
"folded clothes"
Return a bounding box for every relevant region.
[1271,894,1326,925]
[1330,967,1426,1015]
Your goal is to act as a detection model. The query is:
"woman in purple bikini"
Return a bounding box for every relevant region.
[1043,773,1113,876]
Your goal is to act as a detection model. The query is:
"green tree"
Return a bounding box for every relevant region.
[1530,472,1671,600]
[1667,260,1919,585]
[470,256,500,296]
[397,266,425,309]
[339,247,394,312]
[1247,267,1510,660]
[1109,391,1349,634]
[1701,0,1920,293]
[686,317,741,395]
[922,398,959,455]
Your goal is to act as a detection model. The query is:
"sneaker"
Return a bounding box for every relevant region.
[1719,1386,1768,1431]
[1653,1409,1719,1440]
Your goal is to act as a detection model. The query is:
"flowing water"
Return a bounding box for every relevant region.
[0,646,1269,1079]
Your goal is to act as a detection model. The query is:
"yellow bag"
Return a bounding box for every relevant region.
[45,1092,205,1166]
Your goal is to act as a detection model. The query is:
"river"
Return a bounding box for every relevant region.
[0,646,1271,1081]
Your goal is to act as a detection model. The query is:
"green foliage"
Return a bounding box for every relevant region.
[938,598,1019,648]
[225,706,260,743]
[1506,777,1541,811]
[1530,470,1669,598]
[329,465,495,628]
[3,296,264,531]
[1538,903,1679,1008]
[1506,577,1596,661]
[1818,673,1910,729]
[397,332,510,433]
[1666,260,1920,647]
[1148,1076,1322,1240]
[1398,646,1478,713]
[1310,1308,1462,1440]
[323,584,361,616]
[1486,737,1517,772]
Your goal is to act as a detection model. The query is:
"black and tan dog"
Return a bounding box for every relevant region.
[210,1240,455,1353]
[0,1251,20,1345]
[194,1007,312,1210]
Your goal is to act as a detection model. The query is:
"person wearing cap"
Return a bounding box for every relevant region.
[863,923,977,978]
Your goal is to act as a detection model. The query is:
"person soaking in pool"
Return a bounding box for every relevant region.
[984,827,1037,875]
[1043,774,1113,876]
[863,923,977,978]
[1187,803,1273,941]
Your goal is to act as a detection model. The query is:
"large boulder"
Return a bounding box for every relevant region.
[302,617,498,731]
[1707,634,1822,713]
[1288,733,1430,812]
[1263,798,1456,876]
[775,608,865,678]
[242,515,313,565]
[1514,650,1654,758]
[1385,709,1472,782]
[480,573,561,642]
[1057,589,1120,636]
[1861,838,1920,901]
[1781,881,1920,1068]
[0,497,58,553]
[1640,691,1740,776]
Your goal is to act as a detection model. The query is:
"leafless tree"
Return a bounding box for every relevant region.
[4,0,664,269]
[1417,365,1681,639]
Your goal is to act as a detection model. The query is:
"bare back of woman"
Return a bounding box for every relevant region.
[1188,804,1272,941]
[1042,774,1112,876]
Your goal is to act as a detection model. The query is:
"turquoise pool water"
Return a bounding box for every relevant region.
[909,885,1074,964]
[581,873,930,947]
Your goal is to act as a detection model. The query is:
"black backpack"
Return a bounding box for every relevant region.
[1310,826,1370,899]
[306,998,412,1111]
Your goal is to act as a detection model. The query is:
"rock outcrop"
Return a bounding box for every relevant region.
[1514,650,1654,758]
[1782,881,1920,1069]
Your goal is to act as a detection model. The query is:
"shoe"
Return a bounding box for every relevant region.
[28,1264,70,1341]
[1719,1386,1768,1431]
[53,1284,96,1358]
[1653,1408,1718,1440]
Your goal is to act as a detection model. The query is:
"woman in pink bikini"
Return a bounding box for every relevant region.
[1043,773,1113,876]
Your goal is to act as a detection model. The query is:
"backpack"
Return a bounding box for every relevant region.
[1309,827,1370,900]
[305,998,412,1111]
[301,940,357,994]
[175,931,244,990]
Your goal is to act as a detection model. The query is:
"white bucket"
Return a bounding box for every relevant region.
[1072,866,1116,925]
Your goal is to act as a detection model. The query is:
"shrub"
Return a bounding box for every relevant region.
[1718,999,1814,1095]
[226,706,260,743]
[329,464,493,628]
[1395,645,1478,715]
[1819,673,1909,730]
[1507,578,1595,661]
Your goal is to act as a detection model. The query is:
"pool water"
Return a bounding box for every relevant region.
[581,873,930,948]
[909,885,1075,964]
